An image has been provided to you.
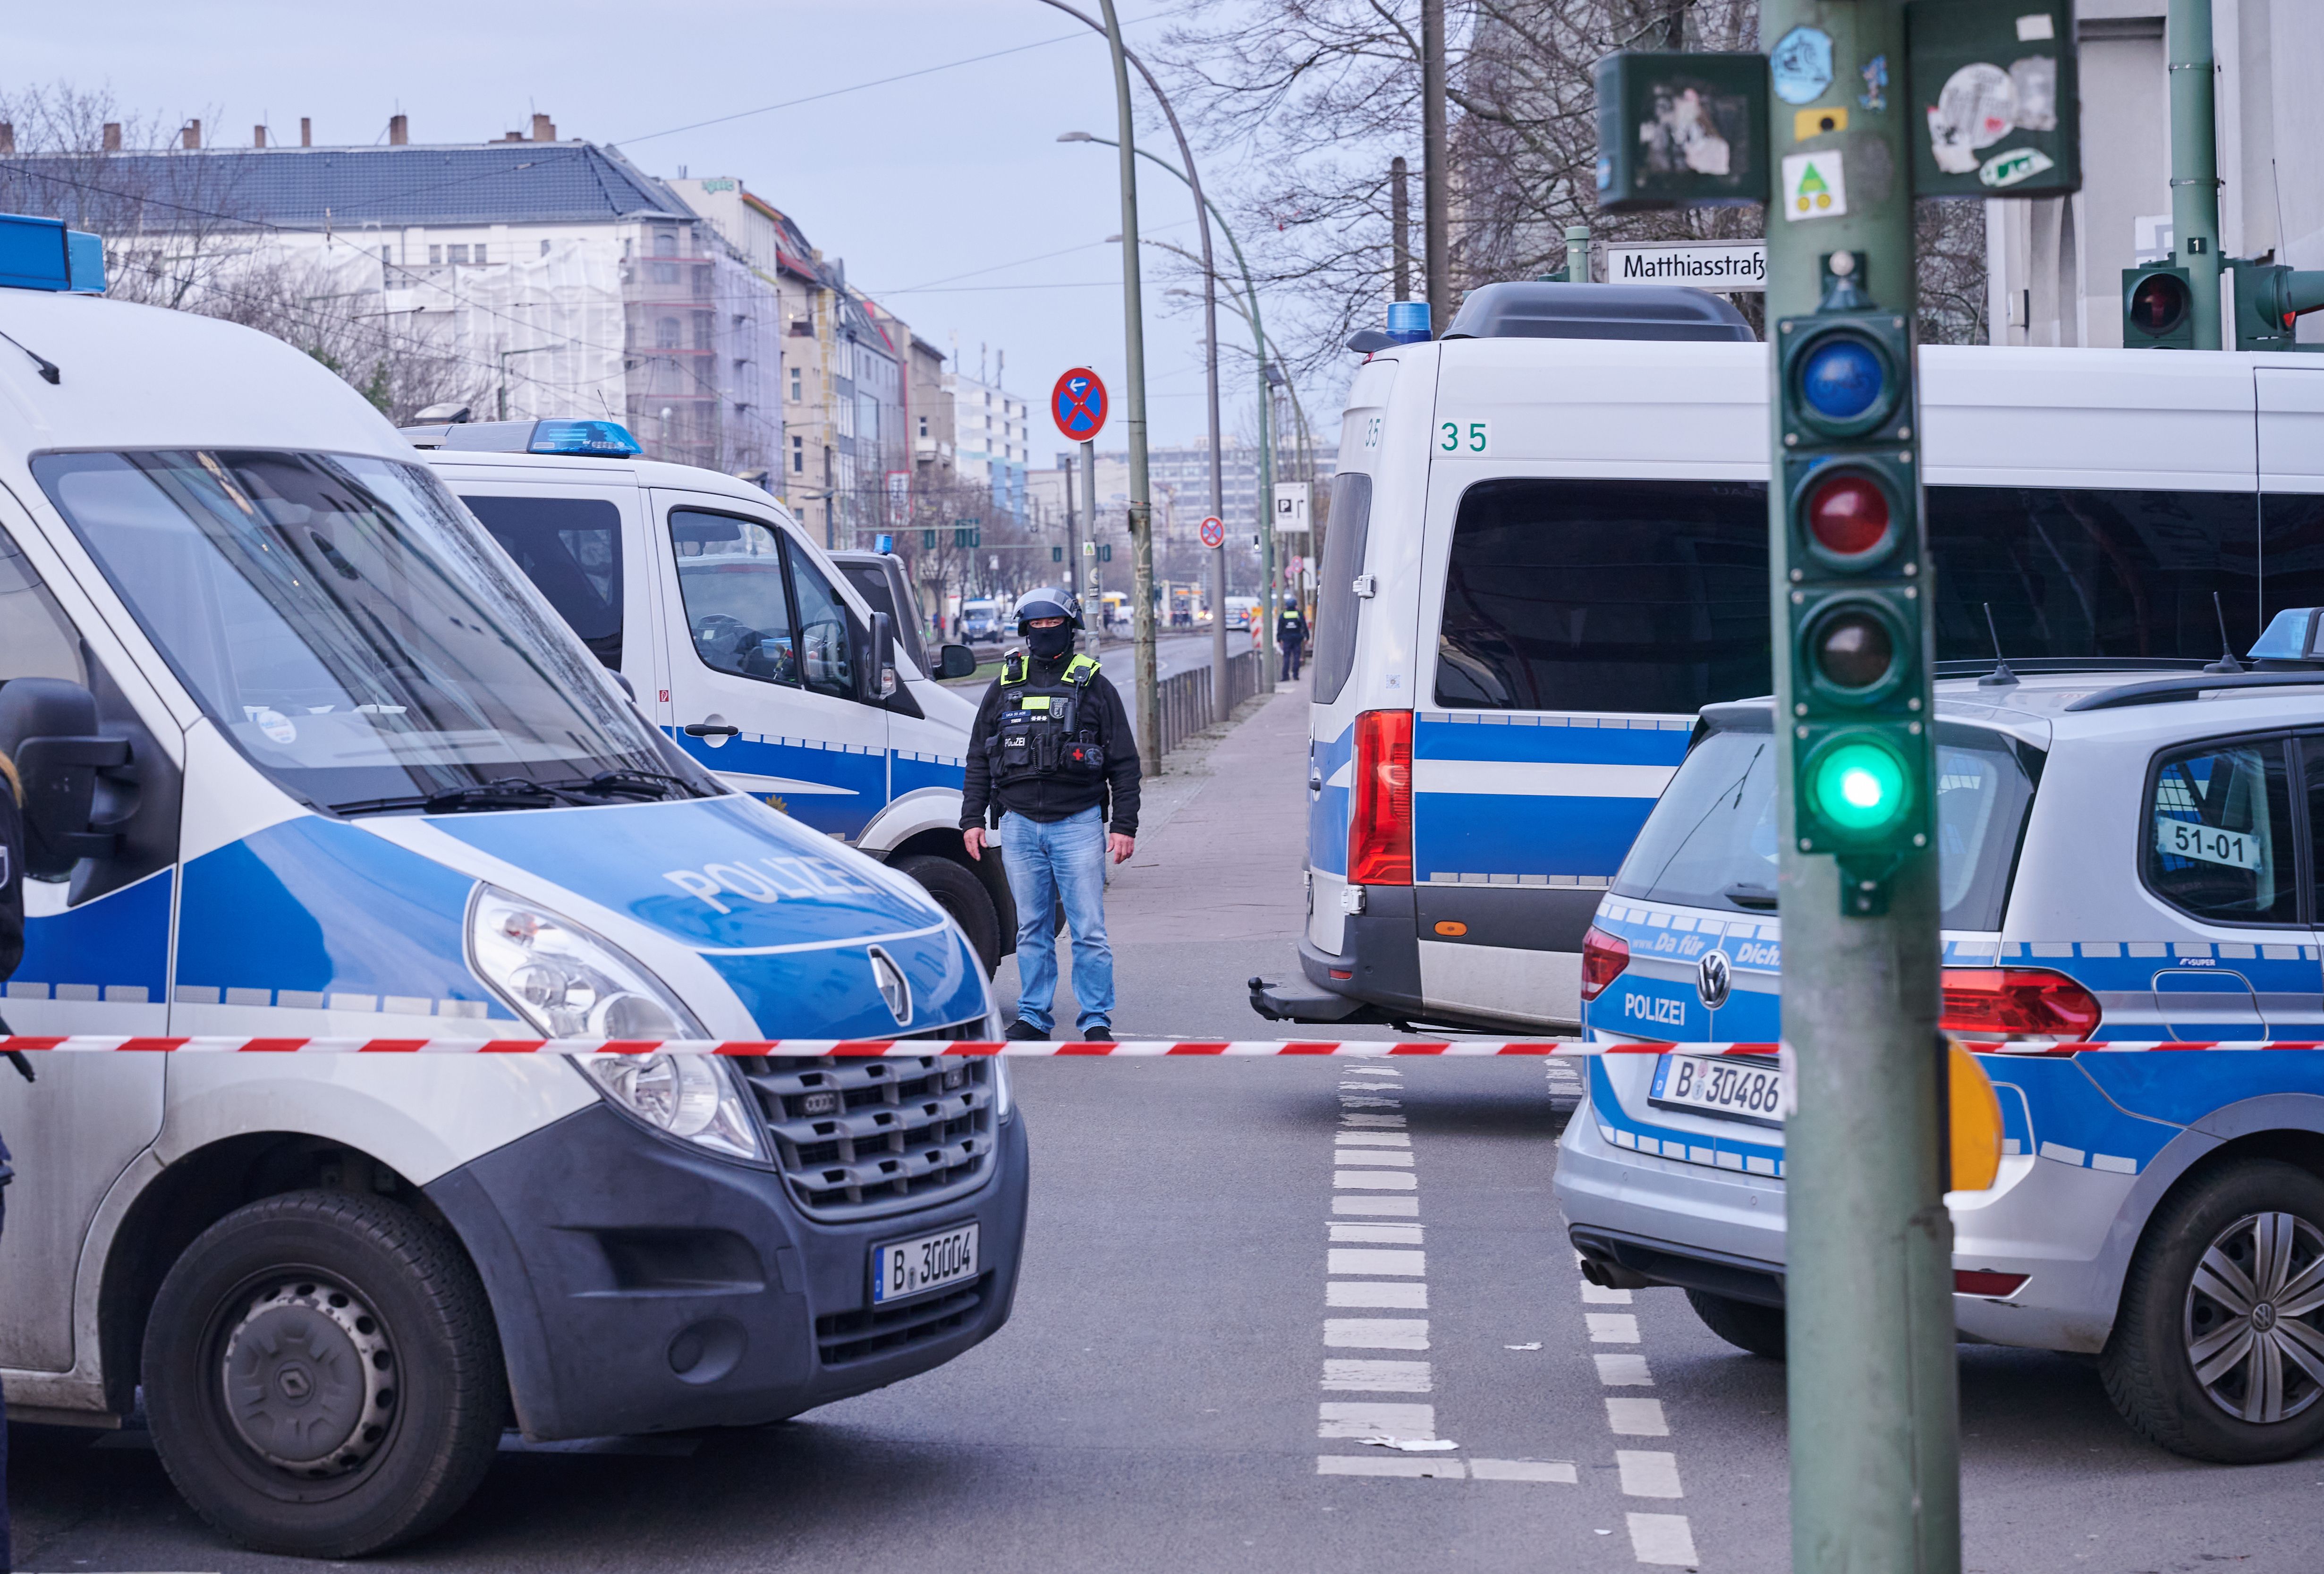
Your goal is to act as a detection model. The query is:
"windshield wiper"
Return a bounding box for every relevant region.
[535,769,711,803]
[1722,882,1779,910]
[329,778,575,818]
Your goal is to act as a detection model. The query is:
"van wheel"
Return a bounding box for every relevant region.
[896,853,1002,974]
[142,1190,504,1557]
[1686,1289,1787,1359]
[2101,1159,2324,1463]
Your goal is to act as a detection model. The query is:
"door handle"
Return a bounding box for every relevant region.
[683,722,740,737]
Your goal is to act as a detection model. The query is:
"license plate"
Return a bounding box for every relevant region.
[872,1223,980,1305]
[1649,1053,1786,1129]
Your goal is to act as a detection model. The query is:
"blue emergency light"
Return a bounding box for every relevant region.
[2248,607,2324,664]
[527,419,641,457]
[874,533,895,554]
[1385,301,1431,344]
[0,213,106,294]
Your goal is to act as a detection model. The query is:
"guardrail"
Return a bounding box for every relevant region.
[1155,648,1264,758]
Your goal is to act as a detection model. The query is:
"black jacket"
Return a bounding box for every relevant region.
[960,653,1141,836]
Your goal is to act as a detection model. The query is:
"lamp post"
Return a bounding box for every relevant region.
[497,344,557,422]
[1040,0,1228,726]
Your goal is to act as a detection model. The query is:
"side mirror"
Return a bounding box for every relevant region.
[936,643,980,680]
[610,670,638,702]
[865,611,899,701]
[0,678,130,877]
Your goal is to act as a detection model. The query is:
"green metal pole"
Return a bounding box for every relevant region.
[1098,0,1161,775]
[2169,0,2223,351]
[1565,224,1591,284]
[1763,4,1961,1572]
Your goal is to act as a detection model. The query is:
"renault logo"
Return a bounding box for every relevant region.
[868,946,911,1026]
[1697,948,1733,1010]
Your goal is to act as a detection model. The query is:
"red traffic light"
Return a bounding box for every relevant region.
[1807,471,1891,560]
[2130,272,2189,335]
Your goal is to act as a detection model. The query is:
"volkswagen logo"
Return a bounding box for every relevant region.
[868,946,912,1026]
[1696,948,1733,1010]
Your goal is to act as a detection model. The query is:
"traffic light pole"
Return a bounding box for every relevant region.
[1764,3,1960,1571]
[2168,0,2223,351]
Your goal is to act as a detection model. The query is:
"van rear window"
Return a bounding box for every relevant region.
[463,495,623,669]
[1313,471,1372,704]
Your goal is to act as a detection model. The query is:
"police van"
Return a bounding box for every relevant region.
[1256,279,2324,1034]
[401,424,1012,971]
[0,220,1026,1556]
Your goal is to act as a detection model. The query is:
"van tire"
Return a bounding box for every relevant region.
[141,1189,504,1558]
[2100,1158,2324,1463]
[896,853,1003,974]
[1686,1289,1787,1359]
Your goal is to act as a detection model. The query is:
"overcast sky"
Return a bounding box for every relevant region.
[9,0,1284,452]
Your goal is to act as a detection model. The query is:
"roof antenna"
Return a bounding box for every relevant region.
[1977,602,2018,687]
[2204,590,2244,674]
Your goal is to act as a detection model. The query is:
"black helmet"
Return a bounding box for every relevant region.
[1013,586,1084,631]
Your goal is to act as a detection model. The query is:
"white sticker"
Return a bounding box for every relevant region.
[1979,146,2057,189]
[1927,62,2016,174]
[2016,12,2055,41]
[1781,150,1848,221]
[2155,817,2264,872]
[1434,418,1491,455]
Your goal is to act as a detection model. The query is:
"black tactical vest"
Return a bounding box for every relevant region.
[986,650,1106,787]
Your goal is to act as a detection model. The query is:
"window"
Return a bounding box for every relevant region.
[1434,478,1770,714]
[787,544,861,702]
[428,245,443,265]
[693,311,713,351]
[1312,471,1372,704]
[654,230,677,257]
[917,414,928,439]
[0,521,87,690]
[790,366,803,402]
[447,245,468,265]
[669,509,796,686]
[656,317,680,350]
[2145,738,2298,926]
[473,244,487,266]
[791,435,805,474]
[540,238,551,257]
[461,495,623,669]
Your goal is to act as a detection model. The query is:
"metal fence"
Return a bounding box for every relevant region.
[1155,649,1264,759]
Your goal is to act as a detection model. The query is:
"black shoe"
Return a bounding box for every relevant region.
[1004,1019,1049,1041]
[1080,1026,1115,1042]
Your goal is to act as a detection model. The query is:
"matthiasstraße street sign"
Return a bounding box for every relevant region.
[1604,239,1767,291]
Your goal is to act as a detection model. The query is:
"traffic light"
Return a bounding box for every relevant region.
[1777,257,1931,915]
[2227,258,2324,351]
[921,528,938,550]
[1052,545,1064,562]
[2121,264,2195,349]
[1098,543,1113,562]
[952,525,981,548]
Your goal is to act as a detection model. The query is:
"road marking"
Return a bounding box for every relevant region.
[1580,1281,1633,1304]
[1336,1170,1418,1190]
[1469,1458,1579,1483]
[1319,1401,1435,1439]
[1329,1247,1426,1276]
[1319,1455,1462,1478]
[1627,1513,1701,1566]
[1325,1318,1428,1349]
[1617,1450,1683,1498]
[1340,1113,1407,1128]
[1332,1149,1416,1166]
[1595,1352,1654,1385]
[1335,1131,1411,1146]
[1605,1398,1669,1437]
[1340,1095,1401,1109]
[1334,1195,1420,1216]
[1331,1222,1423,1244]
[1329,1280,1428,1308]
[1323,1359,1432,1392]
[1586,1312,1641,1343]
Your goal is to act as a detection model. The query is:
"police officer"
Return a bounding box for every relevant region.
[961,588,1140,1042]
[1277,593,1309,682]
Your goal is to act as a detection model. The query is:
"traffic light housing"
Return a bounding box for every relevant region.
[1777,269,1932,915]
[2227,258,2324,351]
[2122,264,2195,349]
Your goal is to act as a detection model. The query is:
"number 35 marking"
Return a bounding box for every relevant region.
[1437,419,1490,455]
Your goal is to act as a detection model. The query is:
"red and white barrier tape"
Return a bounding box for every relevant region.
[0,1036,2316,1057]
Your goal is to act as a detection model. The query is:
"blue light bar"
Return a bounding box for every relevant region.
[874,533,895,554]
[527,419,641,457]
[0,212,106,294]
[1385,300,1431,344]
[2248,608,2324,662]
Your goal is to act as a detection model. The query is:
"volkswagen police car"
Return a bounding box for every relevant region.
[1555,643,2324,1464]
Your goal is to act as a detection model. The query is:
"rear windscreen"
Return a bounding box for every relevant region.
[1312,471,1372,704]
[463,495,623,669]
[1610,722,2036,929]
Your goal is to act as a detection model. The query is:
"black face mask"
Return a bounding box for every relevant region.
[1027,624,1075,660]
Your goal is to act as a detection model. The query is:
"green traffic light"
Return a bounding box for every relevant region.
[1808,737,1910,835]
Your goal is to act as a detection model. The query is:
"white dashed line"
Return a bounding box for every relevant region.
[1580,1281,1634,1304]
[1325,1318,1429,1349]
[1616,1450,1683,1498]
[1319,1401,1436,1439]
[1318,1455,1463,1478]
[1340,1113,1407,1128]
[1605,1397,1669,1437]
[1336,1170,1418,1190]
[1331,1223,1423,1244]
[1627,1513,1701,1566]
[1322,1359,1432,1392]
[1586,1312,1641,1343]
[1595,1353,1654,1385]
[1334,1195,1421,1216]
[1329,1280,1428,1308]
[1335,1132,1410,1147]
[1469,1458,1579,1483]
[1332,1149,1416,1166]
[1328,1248,1426,1276]
[1580,1254,1696,1564]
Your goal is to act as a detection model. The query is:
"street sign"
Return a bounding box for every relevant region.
[1200,516,1226,550]
[1272,483,1311,538]
[1051,367,1109,443]
[1605,239,1768,291]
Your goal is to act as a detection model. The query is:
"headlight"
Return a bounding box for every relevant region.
[576,1053,763,1160]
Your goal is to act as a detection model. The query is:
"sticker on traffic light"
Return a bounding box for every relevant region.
[1778,311,1911,449]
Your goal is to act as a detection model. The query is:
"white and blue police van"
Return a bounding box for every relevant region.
[401,423,1012,971]
[1558,650,2324,1464]
[0,218,1025,1556]
[1255,279,2324,1035]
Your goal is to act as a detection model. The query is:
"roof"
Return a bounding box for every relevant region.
[1,142,696,233]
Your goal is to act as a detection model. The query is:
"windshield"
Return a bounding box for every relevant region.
[35,449,695,813]
[1610,722,2036,929]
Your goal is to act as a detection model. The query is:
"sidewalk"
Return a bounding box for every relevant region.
[992,670,1400,1039]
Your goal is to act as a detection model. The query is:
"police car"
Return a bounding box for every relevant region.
[1555,643,2324,1464]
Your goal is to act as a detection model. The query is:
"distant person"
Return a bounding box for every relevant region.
[1278,594,1309,681]
[961,588,1141,1042]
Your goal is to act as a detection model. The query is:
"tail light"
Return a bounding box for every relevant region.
[1953,1269,2028,1297]
[1939,968,2102,1041]
[1580,925,1630,1002]
[1349,709,1413,886]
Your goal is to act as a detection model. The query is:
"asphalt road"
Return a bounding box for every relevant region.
[14,690,2324,1573]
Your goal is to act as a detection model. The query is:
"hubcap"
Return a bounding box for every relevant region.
[220,1279,397,1475]
[2182,1211,2324,1424]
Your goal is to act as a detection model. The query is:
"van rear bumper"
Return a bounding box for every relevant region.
[426,1099,1029,1441]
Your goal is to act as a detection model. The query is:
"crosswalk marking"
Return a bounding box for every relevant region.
[1322,1359,1432,1392]
[1324,1317,1429,1349]
[1606,1397,1669,1436]
[1327,1247,1426,1276]
[1329,1279,1428,1308]
[1617,1450,1683,1498]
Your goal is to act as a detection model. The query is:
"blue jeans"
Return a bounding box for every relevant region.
[998,805,1114,1034]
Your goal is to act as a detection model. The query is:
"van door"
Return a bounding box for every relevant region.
[653,492,889,840]
[453,478,663,710]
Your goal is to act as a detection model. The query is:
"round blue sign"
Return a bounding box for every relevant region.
[1052,367,1109,442]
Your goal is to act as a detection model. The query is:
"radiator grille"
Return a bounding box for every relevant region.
[740,1050,994,1221]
